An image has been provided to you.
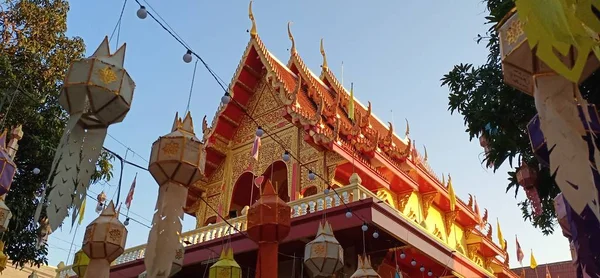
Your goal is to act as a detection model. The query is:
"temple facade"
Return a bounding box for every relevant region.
[56,4,518,278]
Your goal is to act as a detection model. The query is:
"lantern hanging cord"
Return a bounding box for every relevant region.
[109,0,128,48]
[185,60,199,114]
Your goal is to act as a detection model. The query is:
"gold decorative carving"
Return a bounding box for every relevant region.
[97,66,117,84]
[301,161,323,190]
[397,191,413,214]
[327,164,337,184]
[433,225,444,241]
[376,189,397,210]
[420,192,437,221]
[444,210,458,237]
[108,229,122,242]
[467,243,480,260]
[407,208,417,222]
[463,225,476,240]
[175,249,184,260]
[505,19,523,45]
[456,243,465,255]
[325,151,345,165]
[162,142,179,155]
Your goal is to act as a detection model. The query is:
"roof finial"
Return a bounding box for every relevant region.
[423,145,428,162]
[287,21,296,54]
[405,118,410,137]
[320,38,328,69]
[248,1,257,37]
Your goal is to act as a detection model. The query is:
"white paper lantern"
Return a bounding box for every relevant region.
[350,255,381,278]
[304,221,344,277]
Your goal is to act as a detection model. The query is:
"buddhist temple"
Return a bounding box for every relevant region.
[55,3,518,278]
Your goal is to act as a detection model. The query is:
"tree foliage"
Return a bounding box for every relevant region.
[441,0,600,235]
[0,0,114,267]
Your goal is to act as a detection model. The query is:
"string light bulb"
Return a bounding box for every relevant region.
[372,231,379,239]
[32,168,40,175]
[282,151,290,162]
[428,270,433,276]
[124,217,130,226]
[345,210,352,218]
[420,266,425,272]
[183,50,193,63]
[324,187,330,195]
[308,170,316,181]
[221,92,231,105]
[361,223,368,232]
[136,6,148,19]
[256,126,264,137]
[411,259,416,266]
[400,251,406,259]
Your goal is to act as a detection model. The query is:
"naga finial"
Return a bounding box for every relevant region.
[423,145,428,162]
[320,38,328,69]
[405,118,410,137]
[248,1,257,37]
[287,21,296,54]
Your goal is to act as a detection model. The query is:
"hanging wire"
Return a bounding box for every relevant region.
[0,81,21,127]
[185,60,199,113]
[109,0,128,47]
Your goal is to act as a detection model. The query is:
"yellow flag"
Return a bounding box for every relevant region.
[447,175,456,211]
[497,218,505,250]
[530,250,538,269]
[78,198,86,225]
[348,83,355,122]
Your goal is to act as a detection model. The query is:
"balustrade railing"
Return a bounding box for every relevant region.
[55,181,376,278]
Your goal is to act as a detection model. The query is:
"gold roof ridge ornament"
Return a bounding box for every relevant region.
[287,21,296,54]
[320,38,328,69]
[248,0,257,37]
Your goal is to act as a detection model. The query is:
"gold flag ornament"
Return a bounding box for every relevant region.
[348,83,355,122]
[497,218,506,250]
[38,36,136,231]
[447,174,457,211]
[530,250,538,269]
[514,0,600,82]
[78,198,86,225]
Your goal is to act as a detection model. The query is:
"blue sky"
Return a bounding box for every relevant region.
[47,0,569,269]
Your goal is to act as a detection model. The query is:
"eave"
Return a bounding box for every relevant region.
[466,229,506,259]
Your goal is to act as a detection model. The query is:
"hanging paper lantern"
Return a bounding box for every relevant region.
[497,8,599,95]
[0,241,7,273]
[96,191,107,213]
[350,255,381,278]
[72,249,90,277]
[209,246,242,278]
[42,36,136,231]
[0,197,12,234]
[553,193,572,238]
[304,221,344,277]
[0,130,17,197]
[516,159,542,216]
[145,112,203,278]
[82,201,127,277]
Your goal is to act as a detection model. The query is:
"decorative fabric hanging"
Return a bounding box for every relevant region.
[145,112,203,278]
[138,242,185,278]
[39,36,136,231]
[350,255,381,278]
[72,249,90,277]
[533,75,600,223]
[208,246,242,278]
[81,201,127,278]
[0,130,16,197]
[304,221,344,277]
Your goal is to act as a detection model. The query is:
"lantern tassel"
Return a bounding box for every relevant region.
[144,182,187,278]
[534,75,600,222]
[71,127,107,227]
